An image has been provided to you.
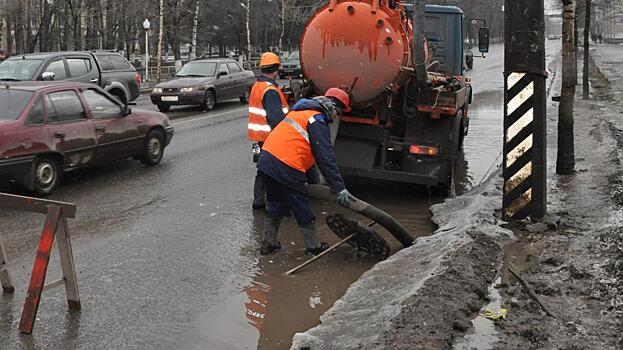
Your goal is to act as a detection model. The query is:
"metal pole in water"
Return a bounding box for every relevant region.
[503,0,547,220]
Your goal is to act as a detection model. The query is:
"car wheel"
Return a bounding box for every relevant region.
[32,156,61,197]
[111,91,127,105]
[239,89,250,104]
[202,91,216,111]
[141,129,165,166]
[157,104,171,112]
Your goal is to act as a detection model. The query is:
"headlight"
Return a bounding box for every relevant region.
[153,87,162,93]
[180,87,196,93]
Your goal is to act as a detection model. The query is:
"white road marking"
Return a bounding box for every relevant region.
[172,107,247,126]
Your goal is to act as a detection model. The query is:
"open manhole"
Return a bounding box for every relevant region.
[326,213,390,259]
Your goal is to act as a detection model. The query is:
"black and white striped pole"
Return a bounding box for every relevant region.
[503,1,547,220]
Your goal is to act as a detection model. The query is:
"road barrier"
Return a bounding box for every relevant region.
[0,193,80,335]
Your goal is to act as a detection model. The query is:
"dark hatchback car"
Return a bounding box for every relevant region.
[0,51,141,104]
[0,82,173,196]
[279,51,301,79]
[150,59,254,112]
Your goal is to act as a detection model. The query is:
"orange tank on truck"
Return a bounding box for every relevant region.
[298,0,488,195]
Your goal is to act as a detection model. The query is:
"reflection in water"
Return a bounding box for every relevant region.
[462,90,504,190]
[244,281,270,331]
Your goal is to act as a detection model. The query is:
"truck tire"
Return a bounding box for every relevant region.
[435,159,455,197]
[31,156,61,197]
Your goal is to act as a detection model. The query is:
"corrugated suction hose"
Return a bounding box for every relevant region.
[306,184,414,248]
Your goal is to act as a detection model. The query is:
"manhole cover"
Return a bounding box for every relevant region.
[326,213,390,259]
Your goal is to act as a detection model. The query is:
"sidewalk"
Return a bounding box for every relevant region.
[291,45,623,349]
[491,43,623,349]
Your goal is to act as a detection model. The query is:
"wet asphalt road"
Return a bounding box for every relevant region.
[0,43,532,349]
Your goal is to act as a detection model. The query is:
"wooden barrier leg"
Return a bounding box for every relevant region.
[0,236,15,293]
[56,217,81,310]
[19,205,61,335]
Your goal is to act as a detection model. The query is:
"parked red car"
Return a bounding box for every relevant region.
[0,82,174,196]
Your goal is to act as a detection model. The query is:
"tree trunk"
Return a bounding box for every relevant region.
[557,0,576,175]
[15,4,24,54]
[246,0,251,61]
[573,14,578,85]
[190,0,199,60]
[6,17,14,55]
[582,0,591,99]
[278,0,286,52]
[156,0,164,82]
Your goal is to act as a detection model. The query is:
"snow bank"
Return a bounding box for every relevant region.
[290,171,514,349]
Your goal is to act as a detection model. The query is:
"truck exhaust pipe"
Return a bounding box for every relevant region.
[412,0,430,86]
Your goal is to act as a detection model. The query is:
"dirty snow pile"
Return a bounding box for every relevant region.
[291,171,513,349]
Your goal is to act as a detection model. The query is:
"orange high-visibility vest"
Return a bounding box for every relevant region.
[248,80,289,142]
[262,109,320,172]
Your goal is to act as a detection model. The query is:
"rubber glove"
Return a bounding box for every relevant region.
[336,189,354,207]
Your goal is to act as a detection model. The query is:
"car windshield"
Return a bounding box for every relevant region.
[0,59,43,81]
[0,89,34,121]
[287,51,299,60]
[176,62,217,77]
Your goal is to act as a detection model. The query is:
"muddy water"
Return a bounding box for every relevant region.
[461,90,505,190]
[183,182,438,350]
[195,104,501,349]
[174,72,504,348]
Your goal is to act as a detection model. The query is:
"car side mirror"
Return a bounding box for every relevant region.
[41,72,55,81]
[478,27,490,54]
[218,71,228,78]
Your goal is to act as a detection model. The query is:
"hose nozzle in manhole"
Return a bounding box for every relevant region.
[326,214,390,259]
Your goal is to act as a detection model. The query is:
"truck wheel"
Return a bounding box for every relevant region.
[157,104,171,112]
[202,91,216,111]
[435,160,455,197]
[31,156,61,197]
[466,54,474,70]
[458,122,465,151]
[141,129,165,166]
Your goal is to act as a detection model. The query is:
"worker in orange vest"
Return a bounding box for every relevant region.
[257,88,354,256]
[248,52,290,210]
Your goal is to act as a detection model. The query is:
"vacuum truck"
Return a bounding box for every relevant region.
[297,0,489,194]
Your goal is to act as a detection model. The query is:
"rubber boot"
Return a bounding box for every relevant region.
[299,224,329,256]
[260,216,281,255]
[253,174,266,210]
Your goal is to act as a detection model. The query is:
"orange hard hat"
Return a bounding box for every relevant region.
[259,52,281,68]
[325,88,352,112]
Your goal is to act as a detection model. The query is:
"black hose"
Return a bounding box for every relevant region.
[306,184,414,248]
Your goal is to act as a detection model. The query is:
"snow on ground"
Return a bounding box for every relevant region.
[291,39,563,350]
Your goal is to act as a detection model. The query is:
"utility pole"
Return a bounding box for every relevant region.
[503,0,547,220]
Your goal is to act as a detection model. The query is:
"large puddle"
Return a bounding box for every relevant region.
[185,182,439,350]
[186,87,507,349]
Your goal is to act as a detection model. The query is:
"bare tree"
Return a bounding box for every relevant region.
[557,0,576,175]
[583,0,591,99]
[246,0,251,60]
[157,0,165,82]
